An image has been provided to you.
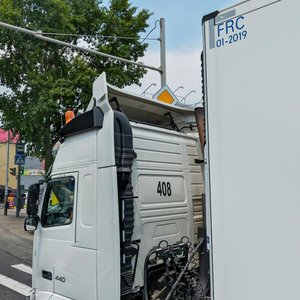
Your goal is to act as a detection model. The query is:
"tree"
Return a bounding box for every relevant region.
[0,0,151,169]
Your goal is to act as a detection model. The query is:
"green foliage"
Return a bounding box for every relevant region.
[0,0,151,169]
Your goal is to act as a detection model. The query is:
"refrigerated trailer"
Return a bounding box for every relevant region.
[202,0,300,300]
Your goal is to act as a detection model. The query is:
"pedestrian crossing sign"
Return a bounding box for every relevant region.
[15,154,25,165]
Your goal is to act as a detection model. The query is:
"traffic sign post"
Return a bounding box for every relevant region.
[16,165,21,217]
[15,143,26,217]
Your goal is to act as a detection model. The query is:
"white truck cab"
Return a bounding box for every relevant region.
[25,73,208,300]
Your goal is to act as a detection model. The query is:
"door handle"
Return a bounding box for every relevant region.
[42,270,52,281]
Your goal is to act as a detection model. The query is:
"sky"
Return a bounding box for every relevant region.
[114,0,237,104]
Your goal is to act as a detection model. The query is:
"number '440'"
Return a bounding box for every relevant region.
[157,181,172,196]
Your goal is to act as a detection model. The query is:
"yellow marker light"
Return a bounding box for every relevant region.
[65,107,75,124]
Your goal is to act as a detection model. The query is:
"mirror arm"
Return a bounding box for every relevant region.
[24,219,28,231]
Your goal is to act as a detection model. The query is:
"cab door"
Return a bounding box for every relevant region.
[33,172,97,300]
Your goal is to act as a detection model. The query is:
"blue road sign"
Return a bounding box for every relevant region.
[16,143,25,154]
[15,154,25,165]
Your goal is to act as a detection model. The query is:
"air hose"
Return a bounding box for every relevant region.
[165,240,203,300]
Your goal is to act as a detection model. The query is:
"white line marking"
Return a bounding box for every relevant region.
[11,264,32,275]
[0,274,32,296]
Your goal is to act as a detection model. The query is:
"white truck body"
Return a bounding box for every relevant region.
[29,73,204,300]
[202,0,300,299]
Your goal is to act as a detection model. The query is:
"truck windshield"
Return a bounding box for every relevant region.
[41,177,75,227]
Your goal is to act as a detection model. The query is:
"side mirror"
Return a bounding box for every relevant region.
[27,183,40,216]
[24,216,39,231]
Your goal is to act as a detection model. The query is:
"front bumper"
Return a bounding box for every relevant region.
[27,289,53,300]
[27,289,72,300]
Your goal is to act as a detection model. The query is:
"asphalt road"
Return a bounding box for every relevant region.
[0,208,33,300]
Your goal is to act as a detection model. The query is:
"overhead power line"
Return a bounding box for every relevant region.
[42,32,159,41]
[0,21,162,74]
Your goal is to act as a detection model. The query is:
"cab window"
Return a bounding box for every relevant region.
[42,177,75,227]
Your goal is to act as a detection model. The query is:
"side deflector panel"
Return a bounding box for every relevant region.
[114,111,136,300]
[203,1,300,300]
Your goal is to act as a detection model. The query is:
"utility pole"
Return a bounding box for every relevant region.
[160,18,167,87]
[4,131,9,216]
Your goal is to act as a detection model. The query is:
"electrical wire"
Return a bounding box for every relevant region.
[42,32,159,41]
[165,241,203,300]
[140,19,160,44]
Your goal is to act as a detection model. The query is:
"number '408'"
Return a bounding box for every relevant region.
[157,181,172,196]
